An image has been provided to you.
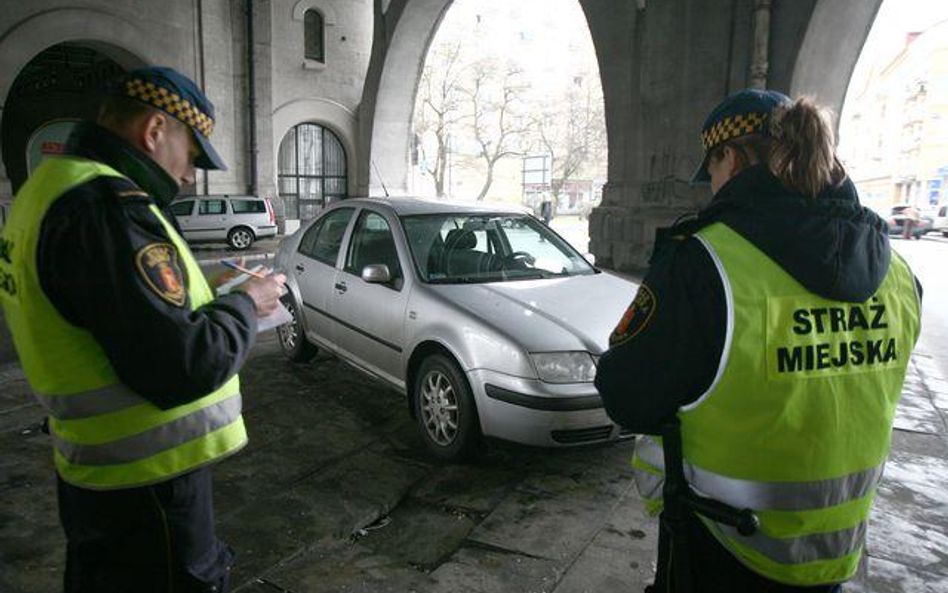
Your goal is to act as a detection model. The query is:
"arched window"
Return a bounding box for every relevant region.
[304,9,324,62]
[278,123,347,220]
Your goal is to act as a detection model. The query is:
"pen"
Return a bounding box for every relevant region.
[221,260,268,279]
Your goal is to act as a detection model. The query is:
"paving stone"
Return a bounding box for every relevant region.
[893,391,943,435]
[552,493,658,593]
[352,498,477,569]
[410,462,522,515]
[869,448,948,576]
[222,446,428,588]
[890,429,948,459]
[253,537,430,593]
[425,546,562,593]
[467,465,632,563]
[849,556,948,593]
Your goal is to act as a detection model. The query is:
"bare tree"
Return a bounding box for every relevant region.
[414,41,468,197]
[531,79,606,197]
[466,60,532,201]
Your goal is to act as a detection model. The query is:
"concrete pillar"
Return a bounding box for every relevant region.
[585,0,882,272]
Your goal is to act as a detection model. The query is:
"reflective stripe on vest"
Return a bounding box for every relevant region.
[0,156,248,490]
[52,393,242,465]
[634,436,885,512]
[630,222,920,587]
[34,384,146,420]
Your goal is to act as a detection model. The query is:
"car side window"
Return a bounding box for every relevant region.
[170,201,194,216]
[231,199,266,214]
[300,208,353,265]
[346,211,401,280]
[199,199,226,215]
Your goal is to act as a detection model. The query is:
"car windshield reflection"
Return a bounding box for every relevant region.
[400,213,595,284]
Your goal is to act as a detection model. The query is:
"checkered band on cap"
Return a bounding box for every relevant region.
[125,79,215,138]
[701,112,766,151]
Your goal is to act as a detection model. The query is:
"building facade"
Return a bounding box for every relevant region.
[1,0,882,269]
[840,19,948,212]
[0,0,371,233]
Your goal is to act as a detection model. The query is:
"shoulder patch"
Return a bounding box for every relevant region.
[116,189,149,199]
[609,283,657,346]
[135,243,187,307]
[99,176,153,204]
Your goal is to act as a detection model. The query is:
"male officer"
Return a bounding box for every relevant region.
[0,67,285,591]
[596,90,922,591]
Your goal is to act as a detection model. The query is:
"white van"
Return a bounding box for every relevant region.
[934,205,948,237]
[170,195,278,250]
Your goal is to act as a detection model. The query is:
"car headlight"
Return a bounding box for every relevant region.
[530,352,597,383]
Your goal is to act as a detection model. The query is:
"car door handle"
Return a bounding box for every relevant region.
[295,264,305,274]
[334,282,348,293]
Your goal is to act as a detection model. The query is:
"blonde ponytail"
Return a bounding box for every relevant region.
[768,97,844,199]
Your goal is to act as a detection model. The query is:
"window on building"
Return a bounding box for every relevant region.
[304,9,325,62]
[278,123,348,220]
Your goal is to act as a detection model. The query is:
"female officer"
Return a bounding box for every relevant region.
[595,89,922,591]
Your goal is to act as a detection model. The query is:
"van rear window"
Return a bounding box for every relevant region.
[231,200,266,214]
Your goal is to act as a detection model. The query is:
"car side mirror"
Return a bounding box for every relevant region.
[362,264,392,284]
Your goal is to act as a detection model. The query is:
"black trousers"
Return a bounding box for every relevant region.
[57,467,233,593]
[647,510,843,593]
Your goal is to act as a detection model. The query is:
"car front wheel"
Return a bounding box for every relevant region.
[278,297,318,362]
[413,354,482,461]
[228,227,255,250]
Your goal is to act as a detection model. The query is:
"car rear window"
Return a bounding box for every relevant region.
[231,199,266,214]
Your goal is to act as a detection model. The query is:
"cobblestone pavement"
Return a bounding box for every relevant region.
[1,330,947,592]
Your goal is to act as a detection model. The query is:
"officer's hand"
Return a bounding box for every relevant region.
[235,273,287,317]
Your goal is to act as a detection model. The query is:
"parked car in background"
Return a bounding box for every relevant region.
[933,205,948,237]
[170,195,277,250]
[274,197,637,460]
[886,204,934,239]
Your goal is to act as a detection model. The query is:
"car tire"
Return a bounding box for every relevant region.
[228,226,255,250]
[413,354,483,461]
[278,297,318,362]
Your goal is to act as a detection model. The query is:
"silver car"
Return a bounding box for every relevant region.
[274,198,638,460]
[170,195,278,250]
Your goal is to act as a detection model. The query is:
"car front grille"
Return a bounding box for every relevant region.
[551,425,614,444]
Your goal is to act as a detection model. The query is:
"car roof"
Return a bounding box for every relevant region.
[338,197,528,216]
[173,195,261,201]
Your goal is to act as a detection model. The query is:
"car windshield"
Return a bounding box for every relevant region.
[400,213,596,283]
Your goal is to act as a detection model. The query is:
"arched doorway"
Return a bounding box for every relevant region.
[277,122,348,223]
[1,42,146,193]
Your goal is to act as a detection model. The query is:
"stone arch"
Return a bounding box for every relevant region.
[272,97,359,189]
[360,0,455,196]
[360,0,613,198]
[0,8,158,192]
[292,0,338,25]
[790,0,884,121]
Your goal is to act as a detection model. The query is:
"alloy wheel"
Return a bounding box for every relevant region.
[278,301,298,350]
[420,370,459,446]
[231,229,252,249]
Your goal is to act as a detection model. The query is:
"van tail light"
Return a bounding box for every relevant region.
[266,198,275,225]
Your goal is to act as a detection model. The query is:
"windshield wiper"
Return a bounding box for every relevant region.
[428,276,497,284]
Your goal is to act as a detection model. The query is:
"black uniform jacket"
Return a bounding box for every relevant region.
[595,164,922,433]
[37,123,257,410]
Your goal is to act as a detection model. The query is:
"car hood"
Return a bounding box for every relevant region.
[428,272,637,354]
